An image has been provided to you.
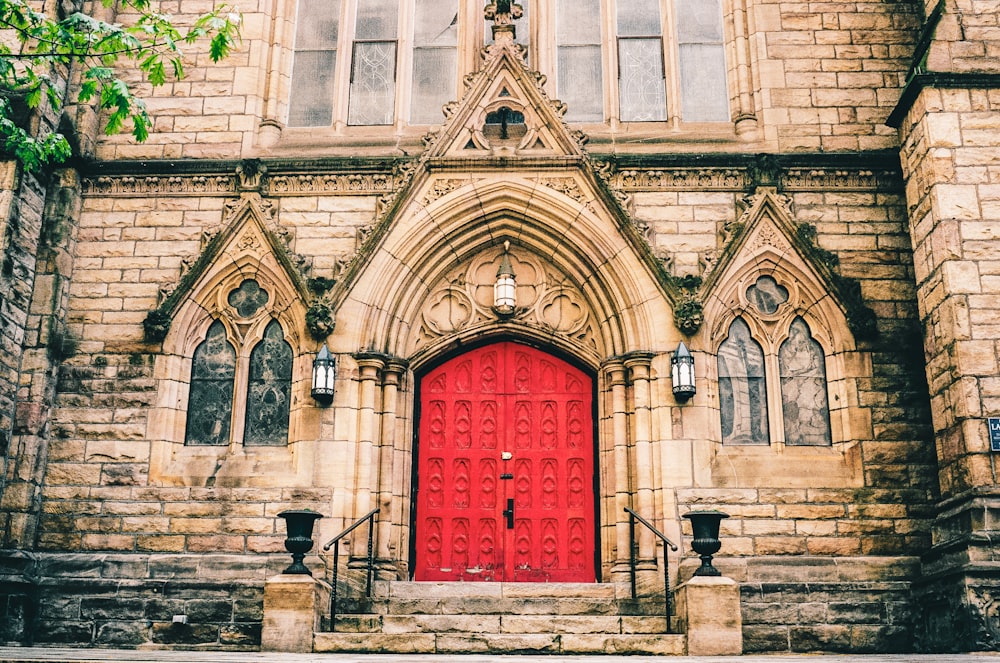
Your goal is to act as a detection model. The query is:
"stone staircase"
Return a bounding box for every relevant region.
[313,581,686,655]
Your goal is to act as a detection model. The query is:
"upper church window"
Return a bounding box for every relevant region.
[288,0,459,128]
[529,0,731,124]
[287,0,731,128]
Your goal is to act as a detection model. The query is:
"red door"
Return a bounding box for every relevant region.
[414,342,595,582]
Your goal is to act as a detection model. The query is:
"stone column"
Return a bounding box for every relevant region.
[353,353,386,562]
[887,1,1000,651]
[625,353,656,567]
[375,359,406,577]
[606,360,632,577]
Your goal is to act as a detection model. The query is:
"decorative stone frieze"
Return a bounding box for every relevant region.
[612,168,748,192]
[82,174,237,196]
[266,172,396,196]
[597,165,902,195]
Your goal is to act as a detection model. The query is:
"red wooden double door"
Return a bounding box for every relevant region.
[414,342,596,582]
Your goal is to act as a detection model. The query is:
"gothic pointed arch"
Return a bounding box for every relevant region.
[697,188,870,488]
[143,195,312,344]
[332,176,675,364]
[146,195,315,487]
[317,25,684,341]
[701,189,876,349]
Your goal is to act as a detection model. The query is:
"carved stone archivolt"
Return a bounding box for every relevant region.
[412,246,598,354]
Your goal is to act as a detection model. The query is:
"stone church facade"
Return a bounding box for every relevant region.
[0,0,999,654]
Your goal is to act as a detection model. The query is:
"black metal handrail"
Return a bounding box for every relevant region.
[624,506,679,633]
[322,507,379,631]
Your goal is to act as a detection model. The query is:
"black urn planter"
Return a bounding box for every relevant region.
[683,510,729,577]
[278,509,324,575]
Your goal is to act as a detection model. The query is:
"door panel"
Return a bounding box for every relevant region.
[414,342,595,582]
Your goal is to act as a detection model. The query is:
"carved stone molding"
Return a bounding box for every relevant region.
[266,172,396,196]
[781,168,898,192]
[412,246,598,353]
[612,168,748,192]
[82,174,237,197]
[82,171,400,198]
[599,165,900,193]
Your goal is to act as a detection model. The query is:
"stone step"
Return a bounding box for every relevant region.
[376,580,624,599]
[313,632,687,655]
[329,613,673,634]
[344,595,666,616]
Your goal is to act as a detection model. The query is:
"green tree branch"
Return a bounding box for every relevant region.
[0,0,241,170]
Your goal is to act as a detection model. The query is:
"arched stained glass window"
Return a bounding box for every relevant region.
[244,320,293,446]
[718,317,769,445]
[779,317,832,446]
[185,321,236,446]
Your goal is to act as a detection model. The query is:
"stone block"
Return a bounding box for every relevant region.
[94,621,150,646]
[80,597,145,620]
[185,598,235,622]
[437,633,560,654]
[500,614,621,634]
[312,632,436,653]
[743,624,790,652]
[789,624,852,652]
[260,574,327,652]
[32,619,93,644]
[676,576,742,655]
[151,621,220,645]
[561,633,686,655]
[382,614,500,634]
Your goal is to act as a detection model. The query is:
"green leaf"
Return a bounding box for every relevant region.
[0,0,242,170]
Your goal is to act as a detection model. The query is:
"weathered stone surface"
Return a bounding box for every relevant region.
[435,633,560,654]
[260,574,326,653]
[560,634,686,655]
[677,576,742,656]
[312,633,436,653]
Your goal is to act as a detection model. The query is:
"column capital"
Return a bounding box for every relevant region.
[354,351,390,376]
[622,351,656,379]
[602,358,627,386]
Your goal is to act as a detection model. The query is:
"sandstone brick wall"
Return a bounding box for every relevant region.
[752,0,919,151]
[924,1,1000,74]
[899,86,1000,497]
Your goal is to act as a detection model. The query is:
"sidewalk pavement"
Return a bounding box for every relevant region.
[2,648,1000,663]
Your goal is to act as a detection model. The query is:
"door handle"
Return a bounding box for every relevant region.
[503,498,514,529]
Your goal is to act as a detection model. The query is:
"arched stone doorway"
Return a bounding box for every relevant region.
[412,340,597,582]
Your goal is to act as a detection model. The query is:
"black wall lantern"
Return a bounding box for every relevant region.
[311,345,336,404]
[671,341,696,401]
[278,509,324,575]
[683,510,729,577]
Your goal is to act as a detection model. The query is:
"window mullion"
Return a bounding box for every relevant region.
[660,0,682,128]
[765,349,785,451]
[332,0,357,129]
[230,353,252,449]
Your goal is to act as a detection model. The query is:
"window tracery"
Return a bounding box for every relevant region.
[182,280,293,447]
[716,279,833,448]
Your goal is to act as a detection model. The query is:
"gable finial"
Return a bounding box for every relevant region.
[484,0,524,44]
